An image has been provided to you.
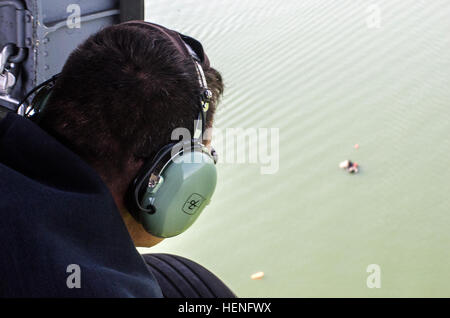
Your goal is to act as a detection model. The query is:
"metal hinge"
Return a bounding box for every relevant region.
[0,43,20,105]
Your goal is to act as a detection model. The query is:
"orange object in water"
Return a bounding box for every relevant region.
[354,143,360,149]
[251,272,265,280]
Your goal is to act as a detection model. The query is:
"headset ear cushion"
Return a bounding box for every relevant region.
[137,148,217,238]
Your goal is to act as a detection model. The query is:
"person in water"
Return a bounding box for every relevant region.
[339,159,359,174]
[0,22,224,297]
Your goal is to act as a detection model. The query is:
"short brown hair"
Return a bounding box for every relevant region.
[39,23,223,186]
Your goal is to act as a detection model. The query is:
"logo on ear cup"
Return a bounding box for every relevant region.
[182,193,206,215]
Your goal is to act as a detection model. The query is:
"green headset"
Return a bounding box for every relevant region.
[19,22,218,238]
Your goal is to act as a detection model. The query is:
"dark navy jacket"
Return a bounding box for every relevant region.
[0,112,163,297]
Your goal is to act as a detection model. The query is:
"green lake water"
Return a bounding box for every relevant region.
[139,0,450,297]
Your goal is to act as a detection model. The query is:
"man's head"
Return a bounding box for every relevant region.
[38,22,224,247]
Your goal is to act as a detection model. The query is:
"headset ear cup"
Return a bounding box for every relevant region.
[137,147,217,238]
